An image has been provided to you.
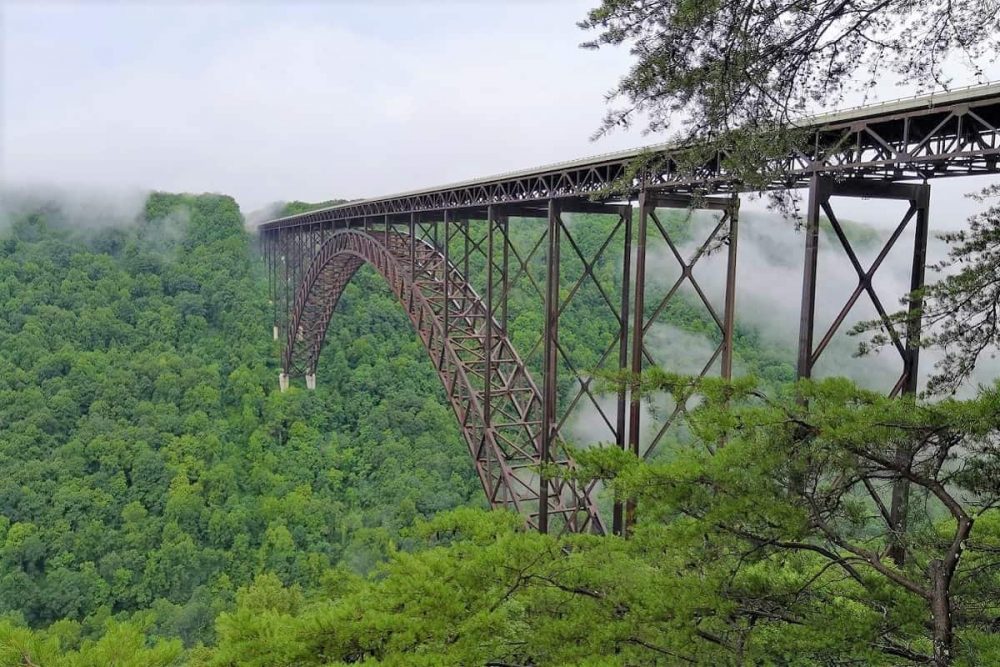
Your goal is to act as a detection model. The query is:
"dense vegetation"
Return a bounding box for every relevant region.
[0,193,477,654]
[0,193,996,666]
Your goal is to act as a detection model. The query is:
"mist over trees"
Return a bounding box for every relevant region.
[0,193,480,655]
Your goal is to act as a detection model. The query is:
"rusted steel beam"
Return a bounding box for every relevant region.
[409,212,416,285]
[796,175,826,381]
[443,210,451,358]
[903,185,931,395]
[500,214,510,334]
[625,191,650,534]
[485,206,496,429]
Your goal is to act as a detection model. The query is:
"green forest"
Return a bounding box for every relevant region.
[0,194,483,663]
[0,192,995,666]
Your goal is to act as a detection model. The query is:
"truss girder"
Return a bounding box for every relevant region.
[261,88,1000,234]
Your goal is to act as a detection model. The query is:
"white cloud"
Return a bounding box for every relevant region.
[1,1,642,211]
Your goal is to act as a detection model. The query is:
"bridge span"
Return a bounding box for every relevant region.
[260,82,1000,536]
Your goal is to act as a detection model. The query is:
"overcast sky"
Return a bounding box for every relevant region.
[2,0,999,220]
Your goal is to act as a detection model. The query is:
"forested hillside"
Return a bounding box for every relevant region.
[0,193,477,653]
[0,193,996,666]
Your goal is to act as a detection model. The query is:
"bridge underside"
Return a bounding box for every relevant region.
[260,85,1000,535]
[262,179,934,536]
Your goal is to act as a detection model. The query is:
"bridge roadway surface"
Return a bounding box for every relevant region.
[261,81,1000,232]
[260,82,1000,536]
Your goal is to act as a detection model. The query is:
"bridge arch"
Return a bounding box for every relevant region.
[282,228,603,534]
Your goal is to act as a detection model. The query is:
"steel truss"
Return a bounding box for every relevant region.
[274,222,605,534]
[260,84,1000,535]
[630,194,740,453]
[796,177,930,565]
[262,193,745,536]
[796,177,930,396]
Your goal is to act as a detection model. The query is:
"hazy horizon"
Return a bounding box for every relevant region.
[3,0,1000,225]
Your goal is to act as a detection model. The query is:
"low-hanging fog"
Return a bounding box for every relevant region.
[0,184,149,233]
[564,189,1000,451]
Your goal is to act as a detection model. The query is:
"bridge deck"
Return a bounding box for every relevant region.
[261,82,1000,231]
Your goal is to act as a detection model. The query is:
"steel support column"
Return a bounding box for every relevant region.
[269,231,278,340]
[612,204,633,536]
[485,206,496,428]
[721,196,741,380]
[903,188,931,395]
[443,210,451,361]
[890,183,930,566]
[463,219,471,283]
[283,228,290,352]
[797,174,827,381]
[500,214,510,334]
[625,191,650,534]
[540,199,561,533]
[409,212,417,285]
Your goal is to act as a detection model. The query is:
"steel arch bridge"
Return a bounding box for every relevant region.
[282,227,601,532]
[260,82,1000,536]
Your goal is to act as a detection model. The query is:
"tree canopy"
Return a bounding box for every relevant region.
[580,0,999,139]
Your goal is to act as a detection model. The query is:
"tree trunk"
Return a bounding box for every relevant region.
[929,559,953,666]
